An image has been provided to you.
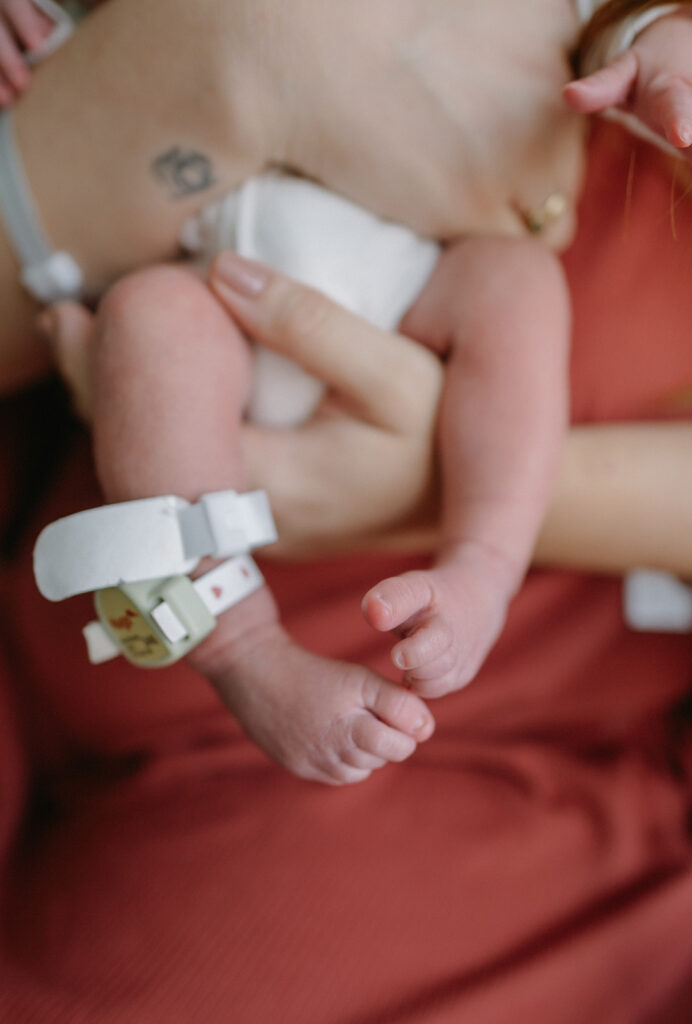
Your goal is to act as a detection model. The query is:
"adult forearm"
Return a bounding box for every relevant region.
[335,424,692,579]
[209,256,692,578]
[536,422,692,576]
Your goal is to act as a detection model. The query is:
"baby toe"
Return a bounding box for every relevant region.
[403,647,474,698]
[351,714,417,764]
[362,570,435,632]
[391,615,454,671]
[360,674,435,741]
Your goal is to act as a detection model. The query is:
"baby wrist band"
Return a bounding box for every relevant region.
[0,1,86,304]
[33,489,277,667]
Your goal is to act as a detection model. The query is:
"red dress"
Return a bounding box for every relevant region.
[0,123,690,1023]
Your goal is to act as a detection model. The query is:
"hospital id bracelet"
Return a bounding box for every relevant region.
[33,489,277,602]
[83,553,265,667]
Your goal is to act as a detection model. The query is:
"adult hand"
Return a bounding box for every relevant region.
[43,257,443,559]
[564,10,692,161]
[209,252,443,557]
[41,267,692,577]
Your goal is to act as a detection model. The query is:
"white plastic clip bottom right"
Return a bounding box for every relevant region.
[623,570,692,633]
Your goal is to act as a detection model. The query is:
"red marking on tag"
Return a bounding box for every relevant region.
[109,609,138,631]
[241,567,250,579]
[212,586,223,599]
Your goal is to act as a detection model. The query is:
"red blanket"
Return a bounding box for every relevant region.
[0,123,690,1023]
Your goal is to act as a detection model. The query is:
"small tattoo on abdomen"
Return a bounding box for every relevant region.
[151,147,216,199]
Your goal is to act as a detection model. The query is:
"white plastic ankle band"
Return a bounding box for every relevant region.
[0,112,83,303]
[623,570,692,633]
[83,553,265,666]
[33,489,277,601]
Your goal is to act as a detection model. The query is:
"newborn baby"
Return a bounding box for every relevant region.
[10,0,692,784]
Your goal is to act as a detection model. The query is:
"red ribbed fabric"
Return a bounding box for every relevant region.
[0,122,690,1023]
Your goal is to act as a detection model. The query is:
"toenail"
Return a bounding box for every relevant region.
[393,651,406,670]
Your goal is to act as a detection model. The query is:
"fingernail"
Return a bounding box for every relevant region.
[414,715,433,739]
[212,252,270,297]
[677,124,692,148]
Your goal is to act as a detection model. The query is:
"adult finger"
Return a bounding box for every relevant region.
[0,19,28,91]
[209,251,442,434]
[640,75,692,150]
[38,301,95,422]
[0,66,17,106]
[3,0,54,52]
[563,52,639,114]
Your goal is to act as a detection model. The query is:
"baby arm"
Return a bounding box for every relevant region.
[47,256,692,581]
[565,6,692,155]
[363,236,570,697]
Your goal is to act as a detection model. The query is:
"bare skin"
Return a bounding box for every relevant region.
[0,0,585,390]
[87,264,435,786]
[565,8,692,156]
[84,223,568,772]
[361,237,569,697]
[48,241,690,782]
[7,1,692,778]
[44,279,692,583]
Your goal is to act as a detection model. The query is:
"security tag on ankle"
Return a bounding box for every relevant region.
[33,489,277,602]
[85,553,265,667]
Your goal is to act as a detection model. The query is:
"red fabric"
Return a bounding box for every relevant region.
[0,123,690,1023]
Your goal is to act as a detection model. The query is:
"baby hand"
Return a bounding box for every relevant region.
[0,0,54,106]
[564,9,692,155]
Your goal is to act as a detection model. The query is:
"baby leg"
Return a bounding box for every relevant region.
[363,236,570,697]
[92,264,434,783]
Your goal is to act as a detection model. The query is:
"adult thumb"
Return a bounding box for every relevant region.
[37,302,95,423]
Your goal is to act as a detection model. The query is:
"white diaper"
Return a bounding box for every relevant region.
[181,173,439,427]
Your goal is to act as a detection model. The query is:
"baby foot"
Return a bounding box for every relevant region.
[362,548,515,698]
[198,613,435,786]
